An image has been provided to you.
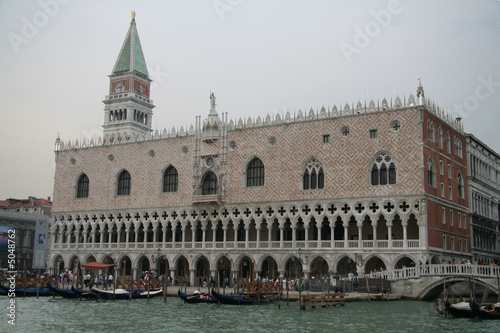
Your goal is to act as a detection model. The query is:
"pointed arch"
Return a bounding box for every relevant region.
[427,157,436,187]
[446,132,451,154]
[117,169,131,195]
[162,165,178,192]
[76,173,89,198]
[454,138,463,157]
[302,157,325,190]
[427,120,435,142]
[246,157,265,187]
[370,152,397,185]
[363,254,388,273]
[438,126,443,149]
[201,171,218,195]
[457,171,464,199]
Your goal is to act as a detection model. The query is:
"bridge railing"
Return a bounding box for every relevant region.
[366,264,500,281]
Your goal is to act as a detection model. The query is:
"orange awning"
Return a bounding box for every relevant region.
[81,262,114,269]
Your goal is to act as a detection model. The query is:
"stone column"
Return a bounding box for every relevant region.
[357,223,362,248]
[191,228,195,248]
[223,226,228,248]
[268,223,272,249]
[181,226,186,249]
[402,220,408,249]
[279,224,284,249]
[331,223,335,248]
[170,269,176,283]
[212,225,216,249]
[372,221,377,248]
[256,225,261,248]
[343,221,349,248]
[319,224,323,244]
[125,226,130,248]
[202,227,206,249]
[132,266,138,280]
[108,226,112,248]
[304,222,309,248]
[292,226,297,249]
[91,228,96,249]
[245,226,249,248]
[163,224,167,249]
[387,222,393,249]
[153,225,158,248]
[189,269,195,287]
[83,226,88,246]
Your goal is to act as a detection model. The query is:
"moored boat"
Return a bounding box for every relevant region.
[134,289,164,299]
[0,284,53,297]
[71,285,97,299]
[211,288,279,305]
[471,302,500,319]
[47,284,77,298]
[91,287,132,300]
[178,289,217,303]
[91,286,163,300]
[444,301,473,318]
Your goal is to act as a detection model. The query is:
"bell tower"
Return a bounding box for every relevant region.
[102,12,155,139]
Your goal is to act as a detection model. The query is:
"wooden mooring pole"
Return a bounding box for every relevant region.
[497,268,500,303]
[365,276,370,302]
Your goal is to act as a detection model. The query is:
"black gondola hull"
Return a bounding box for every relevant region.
[211,289,279,305]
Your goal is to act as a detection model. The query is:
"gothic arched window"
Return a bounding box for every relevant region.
[454,138,463,158]
[370,153,396,185]
[446,132,451,154]
[457,172,464,199]
[427,121,435,143]
[117,170,131,196]
[246,157,265,187]
[202,172,218,195]
[427,157,436,187]
[163,166,178,193]
[303,158,324,190]
[76,174,89,198]
[438,126,443,150]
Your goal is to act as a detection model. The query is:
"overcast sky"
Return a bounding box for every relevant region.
[1,0,499,200]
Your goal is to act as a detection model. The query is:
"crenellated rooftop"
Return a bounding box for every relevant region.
[54,92,464,152]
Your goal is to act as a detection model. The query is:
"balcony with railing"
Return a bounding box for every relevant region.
[52,238,422,251]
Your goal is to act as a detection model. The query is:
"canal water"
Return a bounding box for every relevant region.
[1,296,498,333]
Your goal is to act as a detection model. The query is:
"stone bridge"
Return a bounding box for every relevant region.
[366,264,500,300]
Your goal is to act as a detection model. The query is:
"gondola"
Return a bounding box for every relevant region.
[0,284,53,297]
[178,289,217,303]
[91,287,133,300]
[91,286,163,300]
[444,301,474,318]
[134,289,164,299]
[471,301,500,319]
[71,285,96,299]
[47,284,77,298]
[211,289,279,305]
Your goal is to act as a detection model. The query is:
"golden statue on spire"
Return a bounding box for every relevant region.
[131,11,136,20]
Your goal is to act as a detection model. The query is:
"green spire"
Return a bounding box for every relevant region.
[112,18,149,77]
